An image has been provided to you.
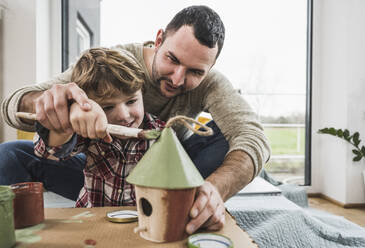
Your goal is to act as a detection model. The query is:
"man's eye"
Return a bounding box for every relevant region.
[102,106,114,111]
[191,70,203,76]
[167,55,178,64]
[127,99,137,105]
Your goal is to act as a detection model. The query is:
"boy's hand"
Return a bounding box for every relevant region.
[70,100,112,143]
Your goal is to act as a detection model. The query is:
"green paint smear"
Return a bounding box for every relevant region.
[84,245,96,248]
[143,130,161,139]
[16,223,45,244]
[60,219,83,223]
[72,211,94,219]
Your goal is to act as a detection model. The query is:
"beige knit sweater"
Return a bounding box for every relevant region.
[1,42,270,176]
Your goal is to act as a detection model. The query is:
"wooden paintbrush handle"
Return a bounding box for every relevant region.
[106,124,141,138]
[16,112,37,121]
[15,112,143,137]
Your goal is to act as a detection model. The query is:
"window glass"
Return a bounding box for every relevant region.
[100,0,309,184]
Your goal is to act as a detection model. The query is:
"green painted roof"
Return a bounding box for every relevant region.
[126,128,204,189]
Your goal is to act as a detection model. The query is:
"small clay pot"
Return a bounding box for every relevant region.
[0,186,16,248]
[11,182,44,229]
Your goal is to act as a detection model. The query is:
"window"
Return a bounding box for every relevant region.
[61,0,99,71]
[65,0,313,185]
[76,17,91,56]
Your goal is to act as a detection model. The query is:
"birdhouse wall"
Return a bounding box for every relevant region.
[135,185,196,242]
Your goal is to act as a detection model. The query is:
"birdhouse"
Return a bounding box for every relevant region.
[126,128,204,243]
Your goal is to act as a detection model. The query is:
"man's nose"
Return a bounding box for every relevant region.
[171,66,186,87]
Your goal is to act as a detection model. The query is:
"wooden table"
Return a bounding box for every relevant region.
[15,207,257,247]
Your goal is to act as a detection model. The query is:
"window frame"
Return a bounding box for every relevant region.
[305,0,313,185]
[76,14,92,56]
[61,0,69,72]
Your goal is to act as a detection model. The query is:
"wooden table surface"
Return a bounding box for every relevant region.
[14,206,258,248]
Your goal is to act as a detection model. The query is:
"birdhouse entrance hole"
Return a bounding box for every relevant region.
[140,197,152,216]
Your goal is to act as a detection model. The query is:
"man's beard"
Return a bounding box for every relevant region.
[151,54,185,97]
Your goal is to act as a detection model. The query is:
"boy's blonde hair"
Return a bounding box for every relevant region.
[71,48,145,101]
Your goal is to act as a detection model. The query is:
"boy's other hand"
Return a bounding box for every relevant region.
[34,83,91,134]
[185,181,225,234]
[70,100,112,143]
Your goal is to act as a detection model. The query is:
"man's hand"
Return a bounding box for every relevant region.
[70,100,112,143]
[186,181,225,234]
[185,150,255,235]
[33,83,91,134]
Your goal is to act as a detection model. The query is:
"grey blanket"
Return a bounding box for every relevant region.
[225,195,365,248]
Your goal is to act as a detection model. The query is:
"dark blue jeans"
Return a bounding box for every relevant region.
[0,121,228,200]
[182,121,229,178]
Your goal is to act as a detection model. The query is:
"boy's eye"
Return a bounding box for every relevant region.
[102,106,114,111]
[126,99,137,105]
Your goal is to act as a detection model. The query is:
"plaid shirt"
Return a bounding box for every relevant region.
[34,113,165,207]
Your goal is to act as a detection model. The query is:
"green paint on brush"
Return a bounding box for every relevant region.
[138,130,161,140]
[15,223,45,244]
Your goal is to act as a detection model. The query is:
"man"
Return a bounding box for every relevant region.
[0,5,270,234]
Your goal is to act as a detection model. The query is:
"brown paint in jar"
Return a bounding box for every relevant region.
[11,182,44,229]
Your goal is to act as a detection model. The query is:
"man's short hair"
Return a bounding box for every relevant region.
[71,48,145,101]
[165,5,225,59]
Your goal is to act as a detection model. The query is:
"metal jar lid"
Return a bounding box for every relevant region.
[105,210,138,223]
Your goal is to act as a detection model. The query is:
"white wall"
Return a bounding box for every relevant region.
[36,0,62,81]
[311,0,365,204]
[36,0,51,82]
[0,0,37,141]
[0,0,61,142]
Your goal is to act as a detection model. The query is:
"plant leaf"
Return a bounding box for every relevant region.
[318,128,328,133]
[353,132,360,146]
[353,155,363,162]
[318,128,333,135]
[343,129,350,139]
[353,149,361,156]
[353,132,359,140]
[318,127,338,136]
[361,146,365,156]
[336,129,343,138]
[328,128,337,135]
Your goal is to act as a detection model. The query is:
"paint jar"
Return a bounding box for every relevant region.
[0,185,16,248]
[11,182,44,229]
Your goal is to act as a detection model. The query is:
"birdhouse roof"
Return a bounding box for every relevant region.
[126,128,204,189]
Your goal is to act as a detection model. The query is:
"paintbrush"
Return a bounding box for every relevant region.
[16,112,161,140]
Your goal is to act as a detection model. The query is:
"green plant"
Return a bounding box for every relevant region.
[318,128,365,162]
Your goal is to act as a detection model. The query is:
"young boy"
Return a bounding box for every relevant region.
[34,48,165,207]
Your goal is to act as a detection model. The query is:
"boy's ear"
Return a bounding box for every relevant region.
[154,29,164,51]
